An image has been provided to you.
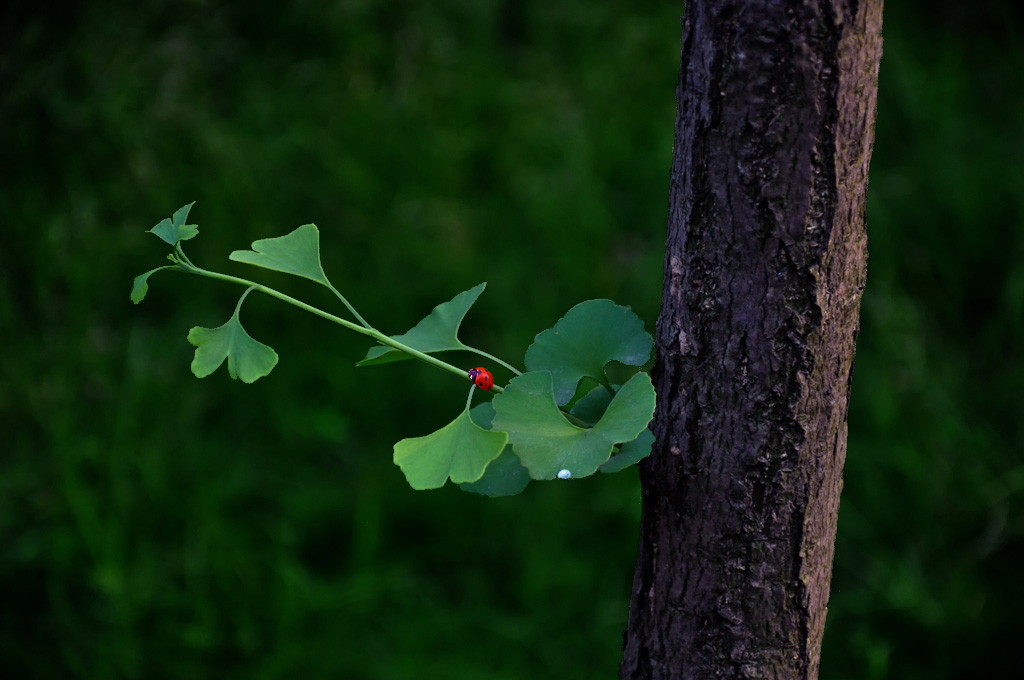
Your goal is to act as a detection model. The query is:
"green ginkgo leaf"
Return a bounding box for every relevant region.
[130,266,172,304]
[600,428,655,473]
[229,224,331,286]
[524,299,653,406]
[492,370,656,480]
[150,202,198,245]
[187,290,278,383]
[393,404,508,490]
[358,283,486,366]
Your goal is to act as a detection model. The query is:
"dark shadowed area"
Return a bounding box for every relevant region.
[1,1,1020,678]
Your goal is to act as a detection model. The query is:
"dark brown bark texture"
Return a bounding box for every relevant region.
[620,2,882,679]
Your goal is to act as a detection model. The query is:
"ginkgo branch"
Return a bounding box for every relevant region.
[171,259,506,393]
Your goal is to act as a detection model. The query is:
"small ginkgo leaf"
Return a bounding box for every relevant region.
[600,428,655,473]
[358,283,486,366]
[150,202,198,245]
[228,224,331,286]
[187,291,278,383]
[492,370,655,480]
[130,266,172,304]
[177,224,199,242]
[524,299,653,406]
[172,202,194,228]
[393,405,508,490]
[171,202,199,241]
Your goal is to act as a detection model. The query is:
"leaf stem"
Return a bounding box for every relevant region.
[465,385,476,411]
[464,347,522,376]
[235,285,258,315]
[326,282,373,330]
[175,244,197,268]
[178,263,505,393]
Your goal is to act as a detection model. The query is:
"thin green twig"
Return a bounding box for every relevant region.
[465,346,522,376]
[176,262,505,393]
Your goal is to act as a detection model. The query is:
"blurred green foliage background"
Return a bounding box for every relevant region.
[1,1,1021,678]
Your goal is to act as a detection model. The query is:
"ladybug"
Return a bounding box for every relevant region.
[467,366,494,391]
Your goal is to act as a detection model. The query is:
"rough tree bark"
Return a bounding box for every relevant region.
[620,2,883,679]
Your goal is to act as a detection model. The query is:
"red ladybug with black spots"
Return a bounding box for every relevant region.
[467,366,494,390]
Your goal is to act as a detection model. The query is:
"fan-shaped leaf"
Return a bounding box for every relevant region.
[187,298,278,383]
[393,404,508,490]
[492,370,655,480]
[524,299,653,405]
[358,283,486,366]
[130,266,172,304]
[229,224,331,286]
[149,202,198,245]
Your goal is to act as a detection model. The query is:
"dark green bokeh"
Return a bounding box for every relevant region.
[1,1,1020,678]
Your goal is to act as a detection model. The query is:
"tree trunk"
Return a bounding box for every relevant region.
[620,2,883,679]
